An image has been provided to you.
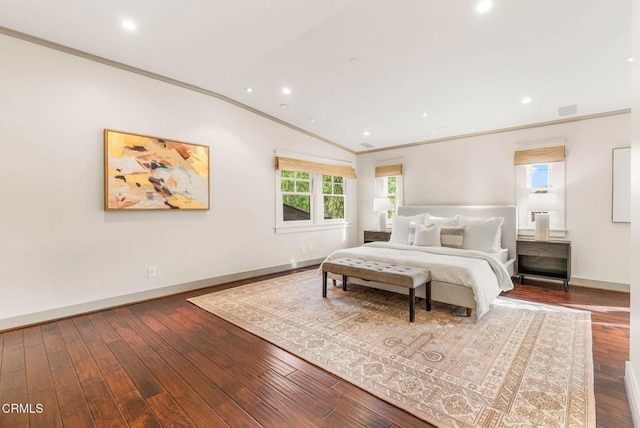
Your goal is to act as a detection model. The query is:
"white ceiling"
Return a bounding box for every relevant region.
[0,0,633,152]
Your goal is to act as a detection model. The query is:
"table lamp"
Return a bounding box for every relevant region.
[373,197,393,231]
[528,192,558,241]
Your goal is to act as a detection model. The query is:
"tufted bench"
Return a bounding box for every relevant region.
[321,258,431,322]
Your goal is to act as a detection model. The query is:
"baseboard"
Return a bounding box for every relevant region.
[626,361,640,428]
[511,275,630,293]
[0,258,324,332]
[571,277,630,293]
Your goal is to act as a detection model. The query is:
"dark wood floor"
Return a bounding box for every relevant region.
[0,269,632,427]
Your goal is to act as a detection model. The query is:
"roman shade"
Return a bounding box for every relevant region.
[375,164,403,177]
[275,157,356,179]
[514,146,565,165]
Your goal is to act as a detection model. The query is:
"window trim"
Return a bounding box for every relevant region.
[515,161,566,237]
[275,171,353,232]
[321,175,346,224]
[277,171,313,226]
[274,152,354,233]
[375,175,404,227]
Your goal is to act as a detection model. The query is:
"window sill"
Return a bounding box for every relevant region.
[275,222,352,234]
[518,228,567,238]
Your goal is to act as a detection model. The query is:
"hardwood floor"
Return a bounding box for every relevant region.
[0,269,632,427]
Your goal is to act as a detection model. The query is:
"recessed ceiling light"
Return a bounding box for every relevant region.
[280,104,288,109]
[438,126,446,131]
[363,131,370,136]
[282,87,291,95]
[245,87,253,93]
[121,19,137,31]
[308,118,316,123]
[421,112,429,117]
[627,56,634,63]
[349,57,360,64]
[468,127,476,131]
[476,0,493,14]
[521,97,533,104]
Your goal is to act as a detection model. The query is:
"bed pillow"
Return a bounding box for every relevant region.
[413,223,441,247]
[424,213,459,227]
[457,216,504,253]
[440,226,465,248]
[389,214,426,244]
[408,221,418,245]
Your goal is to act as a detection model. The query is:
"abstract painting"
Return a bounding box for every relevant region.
[104,129,209,210]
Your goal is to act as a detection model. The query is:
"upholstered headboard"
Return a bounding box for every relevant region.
[398,205,518,261]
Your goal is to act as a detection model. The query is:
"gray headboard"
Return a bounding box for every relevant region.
[398,205,518,261]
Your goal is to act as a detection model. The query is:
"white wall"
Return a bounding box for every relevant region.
[626,0,640,424]
[357,114,631,288]
[0,34,357,329]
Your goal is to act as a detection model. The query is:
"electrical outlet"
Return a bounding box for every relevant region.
[147,266,157,278]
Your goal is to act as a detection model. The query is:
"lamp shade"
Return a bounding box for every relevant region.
[373,197,393,212]
[528,192,558,212]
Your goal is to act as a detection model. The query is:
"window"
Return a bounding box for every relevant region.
[275,156,355,231]
[376,176,403,219]
[374,163,403,223]
[281,171,311,222]
[322,175,345,220]
[514,145,566,235]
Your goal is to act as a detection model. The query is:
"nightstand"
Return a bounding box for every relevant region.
[364,230,391,243]
[516,238,571,291]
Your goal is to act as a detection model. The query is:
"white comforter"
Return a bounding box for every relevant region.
[322,242,514,319]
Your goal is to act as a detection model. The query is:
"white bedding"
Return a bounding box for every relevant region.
[322,241,514,319]
[490,247,509,264]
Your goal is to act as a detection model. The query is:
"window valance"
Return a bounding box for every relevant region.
[375,164,403,177]
[275,157,356,179]
[514,146,565,165]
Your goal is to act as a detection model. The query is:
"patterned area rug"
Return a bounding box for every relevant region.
[188,270,595,427]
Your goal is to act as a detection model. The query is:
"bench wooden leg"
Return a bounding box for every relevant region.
[322,271,327,298]
[425,281,431,312]
[409,288,416,322]
[466,307,472,317]
[342,275,347,291]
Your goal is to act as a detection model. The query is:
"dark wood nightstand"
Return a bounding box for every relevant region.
[516,238,571,291]
[364,230,391,243]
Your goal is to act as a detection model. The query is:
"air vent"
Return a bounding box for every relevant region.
[360,142,374,148]
[558,104,577,116]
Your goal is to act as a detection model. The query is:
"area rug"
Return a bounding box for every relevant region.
[188,270,595,427]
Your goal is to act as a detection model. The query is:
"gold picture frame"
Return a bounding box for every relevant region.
[104,129,210,210]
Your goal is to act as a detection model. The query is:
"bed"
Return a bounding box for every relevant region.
[322,205,517,319]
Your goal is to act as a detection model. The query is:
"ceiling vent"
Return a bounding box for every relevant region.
[360,142,374,148]
[558,104,577,116]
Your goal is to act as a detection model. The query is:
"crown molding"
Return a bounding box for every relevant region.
[358,109,632,154]
[0,26,354,155]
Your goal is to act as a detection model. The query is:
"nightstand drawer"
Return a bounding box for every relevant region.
[517,238,571,291]
[518,241,569,258]
[364,230,391,243]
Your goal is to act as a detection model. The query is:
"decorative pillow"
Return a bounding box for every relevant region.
[440,226,465,248]
[457,216,504,253]
[390,214,426,244]
[424,213,459,227]
[408,221,418,245]
[413,223,441,247]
